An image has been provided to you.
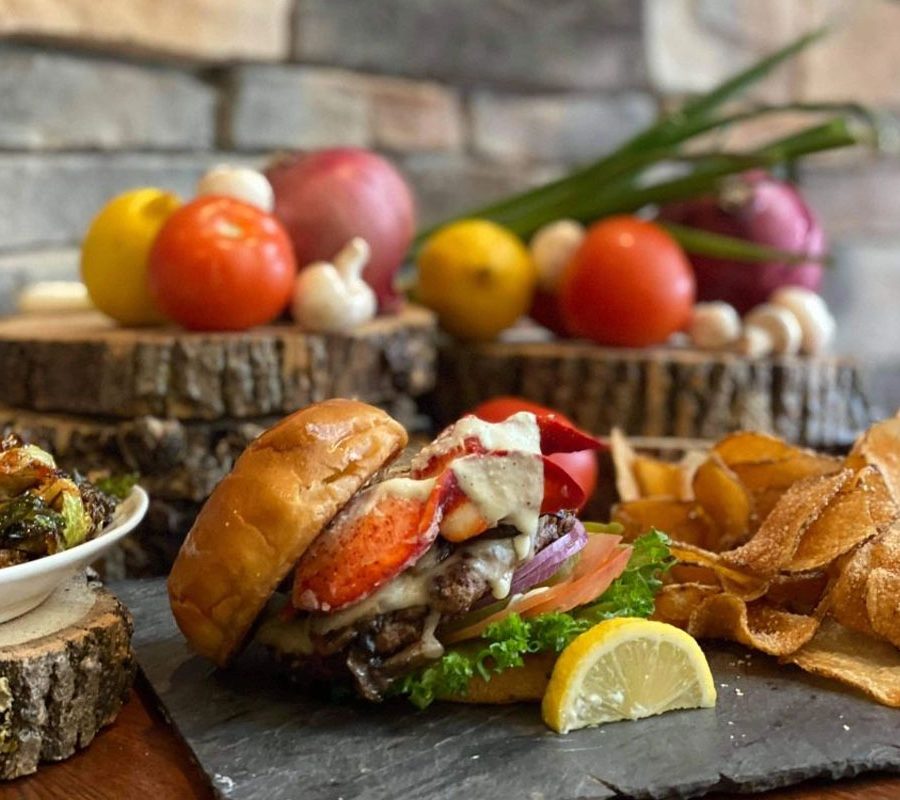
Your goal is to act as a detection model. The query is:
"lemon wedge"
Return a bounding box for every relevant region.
[542,618,716,733]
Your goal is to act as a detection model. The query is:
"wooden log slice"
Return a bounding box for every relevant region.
[432,338,873,448]
[0,307,436,420]
[0,573,135,779]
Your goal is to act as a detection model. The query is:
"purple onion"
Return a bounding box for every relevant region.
[660,170,826,313]
[471,521,588,611]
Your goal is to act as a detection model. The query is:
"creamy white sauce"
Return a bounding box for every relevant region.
[451,451,543,540]
[373,476,436,502]
[460,538,520,599]
[411,412,541,474]
[418,610,444,660]
[513,530,535,561]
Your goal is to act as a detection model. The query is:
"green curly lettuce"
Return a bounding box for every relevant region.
[391,529,674,708]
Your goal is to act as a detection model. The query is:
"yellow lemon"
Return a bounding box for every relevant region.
[416,219,536,341]
[542,618,716,734]
[81,188,181,326]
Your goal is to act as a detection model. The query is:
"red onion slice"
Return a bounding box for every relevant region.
[469,521,588,612]
[510,520,588,596]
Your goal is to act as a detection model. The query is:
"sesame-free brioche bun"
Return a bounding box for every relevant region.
[438,653,556,704]
[168,399,408,666]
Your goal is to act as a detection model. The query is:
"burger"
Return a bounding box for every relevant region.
[168,399,669,706]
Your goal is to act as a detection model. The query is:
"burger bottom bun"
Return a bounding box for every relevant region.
[437,652,556,704]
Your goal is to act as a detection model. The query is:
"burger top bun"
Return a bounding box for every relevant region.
[167,399,408,666]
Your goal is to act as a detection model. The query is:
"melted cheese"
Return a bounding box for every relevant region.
[312,567,433,634]
[451,451,543,540]
[310,535,523,633]
[459,538,520,599]
[256,605,314,656]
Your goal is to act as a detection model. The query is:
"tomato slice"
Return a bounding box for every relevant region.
[292,483,440,612]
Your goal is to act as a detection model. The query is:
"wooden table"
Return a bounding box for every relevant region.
[5,676,898,800]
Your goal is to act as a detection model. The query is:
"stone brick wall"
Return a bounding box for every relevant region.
[0,0,897,409]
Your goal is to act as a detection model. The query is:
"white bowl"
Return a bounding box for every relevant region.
[0,486,149,623]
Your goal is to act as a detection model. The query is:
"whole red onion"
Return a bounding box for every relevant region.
[265,148,416,311]
[660,171,825,313]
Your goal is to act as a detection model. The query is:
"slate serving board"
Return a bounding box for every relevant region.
[114,579,900,800]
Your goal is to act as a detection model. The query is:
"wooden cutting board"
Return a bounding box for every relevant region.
[0,307,436,419]
[114,578,900,800]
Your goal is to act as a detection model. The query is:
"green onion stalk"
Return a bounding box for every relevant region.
[412,27,881,263]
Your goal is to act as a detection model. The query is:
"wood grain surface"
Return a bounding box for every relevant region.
[0,576,135,780]
[4,678,897,799]
[4,677,213,800]
[0,308,436,419]
[433,336,872,447]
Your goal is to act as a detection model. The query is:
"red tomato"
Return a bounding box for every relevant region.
[470,396,598,511]
[559,216,695,347]
[148,196,296,331]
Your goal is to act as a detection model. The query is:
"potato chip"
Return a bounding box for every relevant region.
[713,431,839,469]
[785,618,900,708]
[786,466,896,572]
[765,571,829,616]
[822,546,875,638]
[612,498,713,548]
[721,470,852,578]
[670,543,769,600]
[867,567,900,649]
[847,416,900,506]
[687,594,819,656]
[651,583,721,628]
[729,455,843,520]
[713,431,801,463]
[609,427,641,502]
[821,519,900,647]
[633,455,685,499]
[692,454,754,551]
[667,564,720,586]
[714,432,842,520]
[609,418,900,709]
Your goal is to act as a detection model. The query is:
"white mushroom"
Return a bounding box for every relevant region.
[736,325,774,358]
[743,303,803,356]
[769,286,835,355]
[291,238,377,333]
[197,164,275,212]
[689,302,742,349]
[529,219,585,292]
